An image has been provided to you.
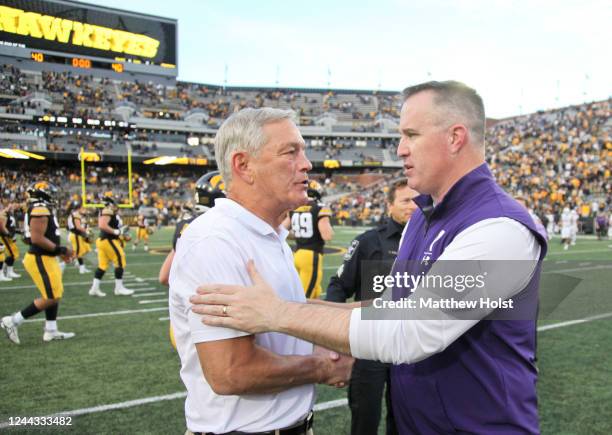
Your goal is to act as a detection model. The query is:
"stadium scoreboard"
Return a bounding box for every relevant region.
[29,50,126,73]
[0,0,177,77]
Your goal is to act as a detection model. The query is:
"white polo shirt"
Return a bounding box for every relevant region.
[169,198,314,434]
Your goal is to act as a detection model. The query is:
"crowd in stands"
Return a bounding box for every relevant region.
[0,161,206,224]
[0,64,610,232]
[0,65,400,129]
[0,64,29,97]
[487,99,611,222]
[326,171,401,226]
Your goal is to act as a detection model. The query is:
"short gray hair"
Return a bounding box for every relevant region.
[214,107,296,187]
[402,80,485,146]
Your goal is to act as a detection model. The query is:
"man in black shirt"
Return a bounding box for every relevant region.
[326,179,418,435]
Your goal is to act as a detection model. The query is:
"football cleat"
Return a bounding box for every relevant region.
[1,316,20,344]
[0,273,11,282]
[88,287,106,297]
[7,270,21,278]
[43,330,75,342]
[114,287,134,296]
[79,266,91,274]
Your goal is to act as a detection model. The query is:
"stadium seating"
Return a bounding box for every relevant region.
[0,63,610,228]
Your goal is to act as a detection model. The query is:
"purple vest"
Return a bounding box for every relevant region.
[391,163,547,434]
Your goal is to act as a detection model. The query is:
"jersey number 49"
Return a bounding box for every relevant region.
[291,213,313,238]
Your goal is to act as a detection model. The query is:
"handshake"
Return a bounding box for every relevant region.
[314,345,354,388]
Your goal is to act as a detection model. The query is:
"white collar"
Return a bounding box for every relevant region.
[214,198,288,240]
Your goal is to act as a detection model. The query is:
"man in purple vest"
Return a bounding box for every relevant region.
[190,81,548,434]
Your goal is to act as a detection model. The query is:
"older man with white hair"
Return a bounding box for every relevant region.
[169,107,353,435]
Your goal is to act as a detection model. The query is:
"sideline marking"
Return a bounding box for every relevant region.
[24,307,167,323]
[133,292,165,298]
[538,312,612,332]
[1,277,158,291]
[138,299,168,305]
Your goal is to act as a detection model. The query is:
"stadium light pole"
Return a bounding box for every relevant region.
[584,73,590,102]
[223,64,228,91]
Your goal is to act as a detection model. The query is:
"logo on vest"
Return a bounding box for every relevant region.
[421,229,446,265]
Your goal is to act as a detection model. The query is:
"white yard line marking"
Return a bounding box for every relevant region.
[132,287,156,292]
[158,316,170,321]
[314,398,348,411]
[1,277,159,291]
[538,312,612,332]
[24,307,167,323]
[542,264,612,274]
[138,299,168,305]
[133,292,165,298]
[547,248,612,255]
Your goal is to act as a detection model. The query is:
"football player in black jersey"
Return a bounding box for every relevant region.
[67,199,92,274]
[88,195,133,297]
[289,180,334,299]
[0,202,21,279]
[0,238,7,282]
[1,182,75,344]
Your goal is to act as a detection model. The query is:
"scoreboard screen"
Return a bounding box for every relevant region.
[0,0,177,70]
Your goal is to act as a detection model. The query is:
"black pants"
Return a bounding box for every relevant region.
[348,359,398,435]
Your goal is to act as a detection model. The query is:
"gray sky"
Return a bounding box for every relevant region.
[87,0,610,118]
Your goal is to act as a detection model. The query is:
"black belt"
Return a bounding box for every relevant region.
[195,411,313,435]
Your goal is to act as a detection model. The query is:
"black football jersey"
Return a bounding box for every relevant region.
[290,200,332,253]
[27,202,61,255]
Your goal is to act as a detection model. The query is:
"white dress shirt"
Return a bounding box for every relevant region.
[169,198,314,433]
[349,217,541,364]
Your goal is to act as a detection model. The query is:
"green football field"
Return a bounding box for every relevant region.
[1,226,611,434]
